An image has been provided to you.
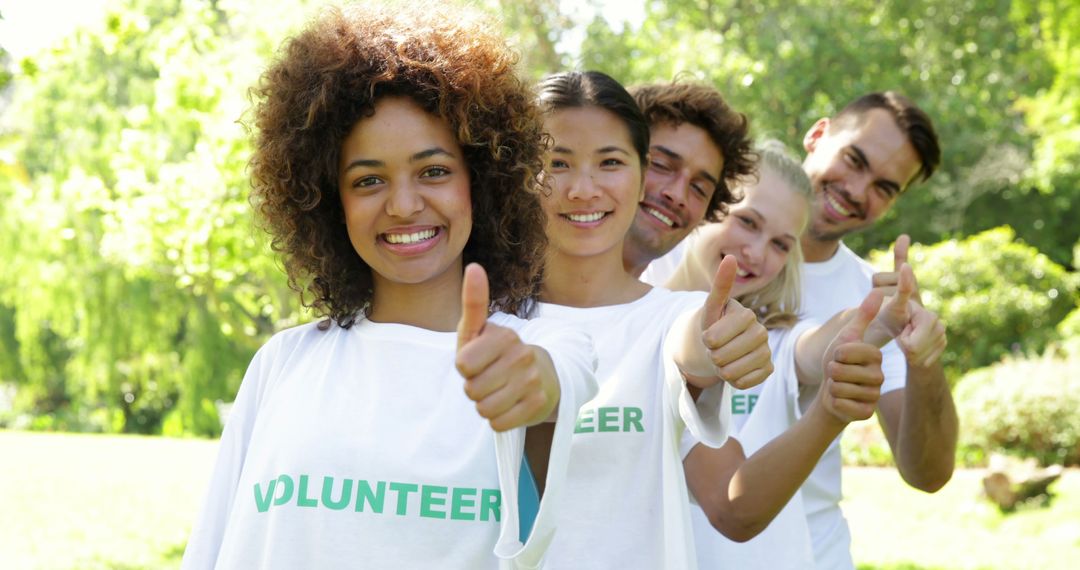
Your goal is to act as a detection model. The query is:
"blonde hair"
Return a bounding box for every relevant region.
[735,140,812,329]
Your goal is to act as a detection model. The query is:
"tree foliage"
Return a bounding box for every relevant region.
[577,0,1077,266]
[0,0,1076,436]
[0,0,319,434]
[871,227,1078,379]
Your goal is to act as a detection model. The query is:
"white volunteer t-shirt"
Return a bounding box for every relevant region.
[640,235,692,287]
[181,312,597,570]
[686,319,818,570]
[799,242,907,570]
[537,288,731,570]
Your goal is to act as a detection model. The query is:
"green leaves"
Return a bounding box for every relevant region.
[871,227,1078,379]
[0,0,304,435]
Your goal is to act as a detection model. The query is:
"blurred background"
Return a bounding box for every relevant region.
[0,0,1077,568]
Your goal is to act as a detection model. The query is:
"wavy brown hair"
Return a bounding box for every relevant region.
[630,81,756,221]
[248,3,548,327]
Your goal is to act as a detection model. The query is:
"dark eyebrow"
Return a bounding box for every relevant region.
[849,144,902,195]
[342,147,455,173]
[552,145,574,155]
[652,144,682,162]
[342,158,383,172]
[653,144,720,188]
[410,147,455,162]
[598,145,632,156]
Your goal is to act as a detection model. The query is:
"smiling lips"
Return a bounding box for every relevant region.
[380,226,441,254]
[384,228,437,244]
[823,187,858,220]
[561,211,611,227]
[565,211,606,223]
[640,204,680,230]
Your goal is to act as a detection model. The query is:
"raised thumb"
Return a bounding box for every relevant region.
[894,234,911,273]
[703,255,737,326]
[837,289,884,344]
[457,263,490,349]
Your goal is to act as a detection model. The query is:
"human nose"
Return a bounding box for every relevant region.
[385,182,424,218]
[743,237,767,267]
[660,170,690,209]
[849,171,876,204]
[567,171,601,201]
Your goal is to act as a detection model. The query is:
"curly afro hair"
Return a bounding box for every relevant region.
[248,3,548,327]
[630,81,756,221]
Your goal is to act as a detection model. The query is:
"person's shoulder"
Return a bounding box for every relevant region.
[840,243,879,275]
[804,242,875,282]
[260,319,343,354]
[492,310,587,340]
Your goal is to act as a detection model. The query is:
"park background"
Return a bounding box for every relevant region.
[0,0,1077,568]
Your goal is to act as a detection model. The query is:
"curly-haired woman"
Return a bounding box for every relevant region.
[181,5,596,568]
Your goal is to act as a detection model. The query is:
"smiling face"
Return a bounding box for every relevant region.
[625,121,724,265]
[802,108,921,243]
[541,106,644,261]
[691,167,808,298]
[338,96,472,290]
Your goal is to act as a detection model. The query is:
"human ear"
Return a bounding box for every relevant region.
[803,118,830,153]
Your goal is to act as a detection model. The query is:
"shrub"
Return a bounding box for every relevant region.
[955,352,1080,467]
[1058,307,1080,358]
[871,226,1078,379]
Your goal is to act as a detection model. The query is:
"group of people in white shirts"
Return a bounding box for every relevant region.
[181,4,959,569]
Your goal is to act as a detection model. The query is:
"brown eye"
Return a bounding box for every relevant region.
[353,176,382,189]
[420,166,450,178]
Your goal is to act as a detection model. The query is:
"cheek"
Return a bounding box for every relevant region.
[642,169,668,196]
[764,252,789,282]
[445,185,473,234]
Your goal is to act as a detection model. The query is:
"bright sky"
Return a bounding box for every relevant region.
[0,0,646,61]
[0,0,111,59]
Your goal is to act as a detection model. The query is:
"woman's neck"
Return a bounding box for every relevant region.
[540,246,650,308]
[367,263,464,331]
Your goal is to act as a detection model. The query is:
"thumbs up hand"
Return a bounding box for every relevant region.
[869,248,947,367]
[456,263,559,431]
[897,304,948,368]
[864,263,916,346]
[696,256,773,391]
[872,234,924,305]
[818,291,886,424]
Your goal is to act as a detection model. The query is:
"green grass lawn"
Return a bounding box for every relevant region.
[0,430,217,570]
[3,430,1078,569]
[846,467,1080,570]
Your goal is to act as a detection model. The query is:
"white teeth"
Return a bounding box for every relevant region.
[825,193,853,217]
[645,206,674,227]
[566,212,605,223]
[385,228,437,244]
[736,268,750,277]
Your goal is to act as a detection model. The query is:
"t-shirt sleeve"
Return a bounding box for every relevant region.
[493,317,599,568]
[663,301,731,449]
[880,339,908,394]
[181,335,280,570]
[732,319,817,457]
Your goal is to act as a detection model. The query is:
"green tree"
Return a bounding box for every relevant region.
[0,0,317,434]
[578,0,1075,264]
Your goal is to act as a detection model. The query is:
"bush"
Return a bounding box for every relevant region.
[871,226,1078,380]
[956,352,1080,467]
[1058,307,1080,358]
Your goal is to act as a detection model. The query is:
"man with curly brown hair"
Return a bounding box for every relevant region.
[622,81,756,282]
